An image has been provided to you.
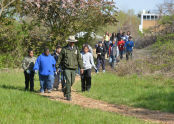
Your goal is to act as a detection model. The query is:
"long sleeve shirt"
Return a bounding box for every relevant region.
[56,45,83,70]
[33,53,56,76]
[81,52,96,70]
[22,56,36,71]
[96,46,106,59]
[125,40,134,52]
[109,44,119,57]
[117,40,125,51]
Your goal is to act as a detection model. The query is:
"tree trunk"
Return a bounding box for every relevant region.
[0,7,4,17]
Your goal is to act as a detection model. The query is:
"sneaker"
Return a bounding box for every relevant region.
[48,90,52,93]
[40,91,44,94]
[103,70,105,73]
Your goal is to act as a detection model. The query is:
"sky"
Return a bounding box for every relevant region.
[114,0,164,14]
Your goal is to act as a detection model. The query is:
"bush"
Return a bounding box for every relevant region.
[135,34,157,49]
[116,59,152,76]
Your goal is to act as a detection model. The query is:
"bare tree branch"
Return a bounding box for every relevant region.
[0,0,16,17]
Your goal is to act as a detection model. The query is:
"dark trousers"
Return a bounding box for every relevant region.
[105,41,109,57]
[64,69,76,98]
[119,50,124,60]
[97,58,105,70]
[81,69,91,91]
[24,71,34,91]
[53,70,66,90]
[126,51,133,60]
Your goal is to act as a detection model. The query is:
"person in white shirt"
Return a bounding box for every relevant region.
[81,45,97,92]
[126,31,131,42]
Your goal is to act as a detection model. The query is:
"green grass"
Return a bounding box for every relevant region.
[74,73,174,113]
[0,71,152,124]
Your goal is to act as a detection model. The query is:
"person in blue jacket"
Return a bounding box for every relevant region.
[34,48,56,93]
[124,36,134,60]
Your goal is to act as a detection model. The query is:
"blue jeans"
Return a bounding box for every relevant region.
[76,67,80,75]
[39,75,55,92]
[109,56,117,68]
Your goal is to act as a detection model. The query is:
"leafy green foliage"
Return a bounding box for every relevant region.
[0,18,53,68]
[0,1,118,68]
[159,15,174,25]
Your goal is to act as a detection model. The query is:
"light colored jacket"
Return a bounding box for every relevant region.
[88,45,93,55]
[22,56,36,71]
[81,52,96,70]
[109,44,119,57]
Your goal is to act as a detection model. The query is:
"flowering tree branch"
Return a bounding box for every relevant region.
[22,0,117,43]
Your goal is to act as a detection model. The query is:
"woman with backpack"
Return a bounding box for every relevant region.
[109,40,119,69]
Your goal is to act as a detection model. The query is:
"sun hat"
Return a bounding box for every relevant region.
[66,35,78,42]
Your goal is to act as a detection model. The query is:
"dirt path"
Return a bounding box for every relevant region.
[41,76,174,124]
[40,48,174,124]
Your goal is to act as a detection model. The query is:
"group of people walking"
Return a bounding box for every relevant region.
[22,31,134,101]
[22,36,96,101]
[95,30,134,70]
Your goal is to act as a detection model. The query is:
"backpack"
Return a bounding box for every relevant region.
[112,45,117,56]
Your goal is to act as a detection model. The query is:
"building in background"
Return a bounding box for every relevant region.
[138,10,159,33]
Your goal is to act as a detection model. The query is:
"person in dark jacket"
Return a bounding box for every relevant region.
[117,30,123,42]
[52,46,65,91]
[111,32,117,42]
[56,36,84,101]
[96,41,106,73]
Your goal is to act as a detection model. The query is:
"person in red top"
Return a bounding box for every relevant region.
[117,37,125,60]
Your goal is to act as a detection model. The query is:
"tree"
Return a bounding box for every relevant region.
[157,0,174,15]
[22,0,117,44]
[157,0,174,34]
[96,10,139,37]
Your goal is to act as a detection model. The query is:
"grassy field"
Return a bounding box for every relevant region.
[0,71,152,124]
[74,73,174,113]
